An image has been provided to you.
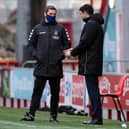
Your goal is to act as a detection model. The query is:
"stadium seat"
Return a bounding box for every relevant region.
[100,75,127,122]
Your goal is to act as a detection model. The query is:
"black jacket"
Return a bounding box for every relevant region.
[71,13,104,76]
[27,21,70,77]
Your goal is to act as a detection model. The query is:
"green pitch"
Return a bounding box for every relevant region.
[0,107,128,129]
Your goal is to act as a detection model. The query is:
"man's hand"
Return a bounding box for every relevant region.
[64,48,73,57]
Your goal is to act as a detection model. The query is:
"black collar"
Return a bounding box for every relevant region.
[83,17,91,23]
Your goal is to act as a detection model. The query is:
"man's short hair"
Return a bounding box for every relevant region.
[79,4,94,15]
[45,5,57,13]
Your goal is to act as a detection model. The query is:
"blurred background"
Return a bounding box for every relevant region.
[1,1,129,121]
[0,0,129,73]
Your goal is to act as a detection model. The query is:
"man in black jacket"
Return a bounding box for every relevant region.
[21,5,70,122]
[65,4,104,125]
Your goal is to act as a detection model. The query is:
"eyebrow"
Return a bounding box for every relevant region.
[49,13,56,15]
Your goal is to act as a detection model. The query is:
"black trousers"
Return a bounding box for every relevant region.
[85,75,102,121]
[29,76,60,118]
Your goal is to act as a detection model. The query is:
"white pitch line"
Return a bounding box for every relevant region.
[0,120,36,128]
[0,120,119,129]
[0,120,80,129]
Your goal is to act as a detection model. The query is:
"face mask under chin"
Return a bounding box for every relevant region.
[82,17,90,22]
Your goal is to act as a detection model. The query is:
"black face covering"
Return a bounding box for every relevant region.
[82,17,90,23]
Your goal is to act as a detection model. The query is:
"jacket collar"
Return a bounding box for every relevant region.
[82,16,91,23]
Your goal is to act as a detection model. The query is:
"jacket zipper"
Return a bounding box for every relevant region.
[47,26,51,73]
[84,51,88,73]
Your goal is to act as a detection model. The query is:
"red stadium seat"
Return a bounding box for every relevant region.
[100,75,127,122]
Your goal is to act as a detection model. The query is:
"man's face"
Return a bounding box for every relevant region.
[80,11,89,20]
[46,9,57,16]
